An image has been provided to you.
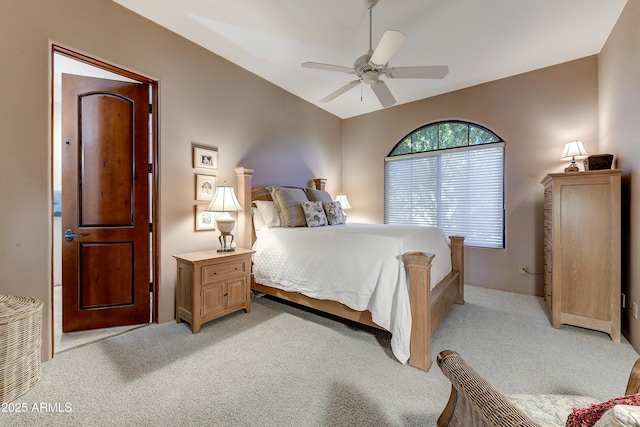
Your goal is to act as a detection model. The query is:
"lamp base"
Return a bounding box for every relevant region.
[215,217,236,252]
[564,165,579,173]
[217,231,235,252]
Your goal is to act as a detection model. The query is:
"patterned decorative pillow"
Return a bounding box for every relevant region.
[301,201,328,227]
[567,394,640,427]
[323,201,346,225]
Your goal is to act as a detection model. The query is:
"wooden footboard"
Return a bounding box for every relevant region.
[235,167,465,372]
[404,235,464,372]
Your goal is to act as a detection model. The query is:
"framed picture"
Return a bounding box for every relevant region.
[193,146,218,170]
[195,205,216,231]
[195,174,216,201]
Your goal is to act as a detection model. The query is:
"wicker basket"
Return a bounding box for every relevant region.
[0,295,44,403]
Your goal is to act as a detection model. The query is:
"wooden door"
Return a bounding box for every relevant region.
[61,73,150,332]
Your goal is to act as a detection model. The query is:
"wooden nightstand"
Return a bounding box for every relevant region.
[174,248,254,333]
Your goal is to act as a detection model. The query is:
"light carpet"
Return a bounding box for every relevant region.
[4,286,639,426]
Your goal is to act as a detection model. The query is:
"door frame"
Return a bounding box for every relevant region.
[51,45,160,355]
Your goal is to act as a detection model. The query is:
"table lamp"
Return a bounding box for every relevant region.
[560,141,588,172]
[206,181,243,252]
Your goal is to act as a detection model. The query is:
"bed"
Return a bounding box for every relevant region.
[234,167,465,372]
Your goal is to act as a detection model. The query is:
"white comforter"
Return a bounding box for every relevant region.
[251,223,452,364]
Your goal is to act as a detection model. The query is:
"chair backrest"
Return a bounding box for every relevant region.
[437,350,640,427]
[626,358,640,396]
[436,350,540,427]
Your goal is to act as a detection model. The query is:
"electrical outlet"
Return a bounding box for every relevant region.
[633,303,638,320]
[519,266,527,276]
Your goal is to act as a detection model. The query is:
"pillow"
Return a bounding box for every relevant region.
[593,405,640,427]
[267,186,309,227]
[252,207,266,232]
[254,200,280,228]
[304,188,333,203]
[567,394,640,427]
[508,394,599,427]
[301,200,328,227]
[323,201,346,225]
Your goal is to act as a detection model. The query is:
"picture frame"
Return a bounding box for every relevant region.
[195,205,216,231]
[195,174,216,201]
[193,146,218,170]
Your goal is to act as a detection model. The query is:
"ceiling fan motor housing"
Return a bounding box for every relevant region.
[354,51,385,84]
[364,0,379,9]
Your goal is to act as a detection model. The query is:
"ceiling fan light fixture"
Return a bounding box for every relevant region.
[362,71,379,85]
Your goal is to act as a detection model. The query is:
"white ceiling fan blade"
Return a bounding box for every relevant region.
[320,80,361,103]
[371,80,396,107]
[369,30,407,68]
[302,62,355,74]
[386,65,449,79]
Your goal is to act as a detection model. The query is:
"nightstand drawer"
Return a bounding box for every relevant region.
[202,259,247,284]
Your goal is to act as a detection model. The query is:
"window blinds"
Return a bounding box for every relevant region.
[385,143,504,248]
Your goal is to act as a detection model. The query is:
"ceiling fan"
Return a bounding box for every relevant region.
[302,0,449,108]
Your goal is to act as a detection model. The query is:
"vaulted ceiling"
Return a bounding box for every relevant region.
[114,0,627,119]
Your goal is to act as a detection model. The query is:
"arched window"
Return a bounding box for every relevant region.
[384,120,505,249]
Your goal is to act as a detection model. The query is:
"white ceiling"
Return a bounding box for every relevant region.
[113,0,627,119]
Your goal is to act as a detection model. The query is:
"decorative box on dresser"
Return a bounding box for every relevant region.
[174,248,254,333]
[541,169,621,341]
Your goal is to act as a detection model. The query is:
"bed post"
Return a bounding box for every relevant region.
[235,167,254,250]
[403,251,435,372]
[449,236,465,304]
[313,178,326,190]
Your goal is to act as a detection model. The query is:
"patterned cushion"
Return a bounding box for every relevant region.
[593,405,640,427]
[567,394,640,427]
[323,201,345,225]
[507,394,599,427]
[301,201,328,227]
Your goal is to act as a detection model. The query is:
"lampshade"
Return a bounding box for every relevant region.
[560,141,588,161]
[335,193,352,210]
[206,183,243,213]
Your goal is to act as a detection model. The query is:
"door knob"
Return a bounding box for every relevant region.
[64,229,84,242]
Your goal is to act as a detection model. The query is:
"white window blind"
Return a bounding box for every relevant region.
[385,143,505,248]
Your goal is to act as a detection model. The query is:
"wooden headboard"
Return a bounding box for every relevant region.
[235,167,327,249]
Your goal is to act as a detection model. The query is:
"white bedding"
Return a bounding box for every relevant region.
[251,223,452,364]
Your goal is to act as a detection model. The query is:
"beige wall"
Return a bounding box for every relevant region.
[342,57,600,296]
[0,0,342,360]
[3,0,638,361]
[599,0,640,349]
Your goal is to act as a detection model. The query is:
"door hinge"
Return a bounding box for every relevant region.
[148,104,153,114]
[148,223,153,233]
[148,163,153,174]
